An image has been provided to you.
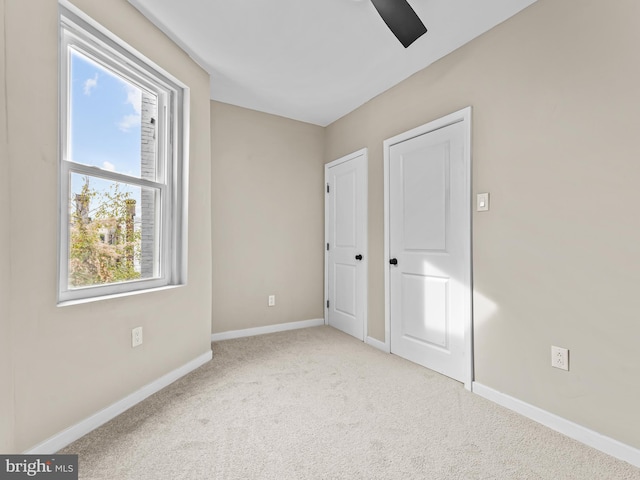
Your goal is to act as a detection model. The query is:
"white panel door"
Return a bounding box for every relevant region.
[388,121,470,382]
[326,151,367,341]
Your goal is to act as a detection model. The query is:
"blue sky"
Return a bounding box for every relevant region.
[69,49,146,216]
[70,49,142,177]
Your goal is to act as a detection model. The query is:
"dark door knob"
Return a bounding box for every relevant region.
[389,258,398,265]
[355,254,363,261]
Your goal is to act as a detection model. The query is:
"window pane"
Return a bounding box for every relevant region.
[69,49,157,181]
[68,173,159,289]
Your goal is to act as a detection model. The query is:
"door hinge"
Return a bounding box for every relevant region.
[326,183,330,193]
[326,300,330,309]
[326,243,330,251]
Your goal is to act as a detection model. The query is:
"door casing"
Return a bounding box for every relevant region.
[383,107,473,390]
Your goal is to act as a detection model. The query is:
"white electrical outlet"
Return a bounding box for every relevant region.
[551,346,569,371]
[132,327,143,348]
[268,295,276,307]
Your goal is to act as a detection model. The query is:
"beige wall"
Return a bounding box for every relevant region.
[210,102,325,333]
[0,0,15,453]
[2,0,211,452]
[325,0,640,449]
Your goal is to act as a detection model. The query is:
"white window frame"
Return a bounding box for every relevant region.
[58,3,188,304]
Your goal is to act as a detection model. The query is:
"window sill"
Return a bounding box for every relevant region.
[57,284,184,308]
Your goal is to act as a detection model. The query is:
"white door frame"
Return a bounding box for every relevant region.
[324,148,368,340]
[383,107,473,390]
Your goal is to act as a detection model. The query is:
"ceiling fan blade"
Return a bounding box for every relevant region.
[370,0,427,48]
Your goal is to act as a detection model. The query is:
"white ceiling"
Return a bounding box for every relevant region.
[128,0,538,126]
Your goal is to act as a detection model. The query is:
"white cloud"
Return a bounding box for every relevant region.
[125,84,142,115]
[118,84,142,132]
[83,73,98,95]
[117,114,141,132]
[102,161,116,172]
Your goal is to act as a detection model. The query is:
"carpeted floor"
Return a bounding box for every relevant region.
[60,326,640,479]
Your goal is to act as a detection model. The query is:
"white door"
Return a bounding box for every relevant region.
[325,150,367,341]
[386,113,471,384]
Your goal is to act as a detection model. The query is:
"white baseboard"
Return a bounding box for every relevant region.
[25,350,213,454]
[472,382,640,468]
[366,336,390,353]
[211,318,324,342]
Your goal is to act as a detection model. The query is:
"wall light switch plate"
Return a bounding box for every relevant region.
[477,193,490,212]
[268,295,276,307]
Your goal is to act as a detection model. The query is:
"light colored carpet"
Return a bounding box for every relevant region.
[60,326,640,479]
